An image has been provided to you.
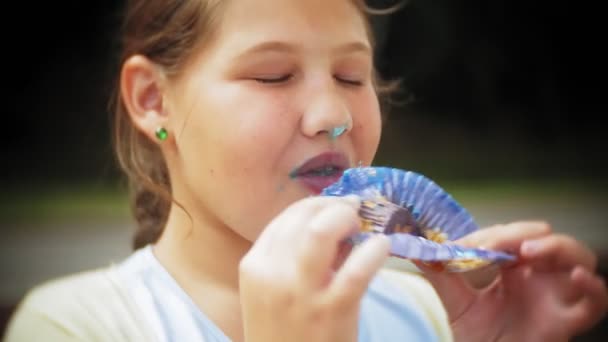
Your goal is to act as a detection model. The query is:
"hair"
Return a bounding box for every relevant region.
[111,0,403,250]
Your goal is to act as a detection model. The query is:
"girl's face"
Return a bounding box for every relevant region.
[164,0,381,241]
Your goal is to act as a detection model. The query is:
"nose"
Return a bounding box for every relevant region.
[300,85,353,139]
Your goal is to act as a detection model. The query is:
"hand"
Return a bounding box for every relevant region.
[239,196,390,342]
[422,221,608,342]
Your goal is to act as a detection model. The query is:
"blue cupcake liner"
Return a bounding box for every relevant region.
[322,166,517,272]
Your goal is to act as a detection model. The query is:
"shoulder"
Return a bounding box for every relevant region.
[4,267,151,341]
[21,268,114,304]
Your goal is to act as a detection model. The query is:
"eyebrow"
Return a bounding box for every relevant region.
[234,40,372,60]
[333,41,372,55]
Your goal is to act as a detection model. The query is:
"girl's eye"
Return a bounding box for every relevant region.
[253,74,293,84]
[335,76,363,86]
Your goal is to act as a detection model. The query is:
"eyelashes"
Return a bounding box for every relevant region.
[253,74,364,86]
[253,74,293,84]
[337,77,363,86]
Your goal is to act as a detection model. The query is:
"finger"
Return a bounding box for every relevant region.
[298,199,362,285]
[462,263,500,289]
[457,221,552,252]
[564,266,608,334]
[421,267,476,321]
[521,234,598,271]
[326,234,390,309]
[257,195,359,253]
[254,196,320,250]
[332,240,354,272]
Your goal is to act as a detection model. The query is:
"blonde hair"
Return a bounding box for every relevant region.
[111,0,401,250]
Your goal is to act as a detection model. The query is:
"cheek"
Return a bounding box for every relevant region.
[178,91,297,240]
[187,88,298,223]
[192,84,293,160]
[173,83,291,200]
[351,89,382,164]
[219,98,294,175]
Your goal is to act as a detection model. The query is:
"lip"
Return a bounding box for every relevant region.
[290,152,350,194]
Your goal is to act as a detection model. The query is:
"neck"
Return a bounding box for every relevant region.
[153,199,251,341]
[155,200,251,285]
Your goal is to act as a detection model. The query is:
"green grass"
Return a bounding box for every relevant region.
[1,184,130,225]
[1,179,605,226]
[442,179,607,203]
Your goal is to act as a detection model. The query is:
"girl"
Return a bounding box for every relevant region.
[5,0,606,341]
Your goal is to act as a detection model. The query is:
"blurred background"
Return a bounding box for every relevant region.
[1,0,606,340]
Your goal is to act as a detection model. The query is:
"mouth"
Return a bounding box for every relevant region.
[290,152,350,194]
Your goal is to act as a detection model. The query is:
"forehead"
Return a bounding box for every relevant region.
[216,0,370,49]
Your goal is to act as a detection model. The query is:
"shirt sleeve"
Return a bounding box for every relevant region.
[3,269,154,342]
[4,301,82,342]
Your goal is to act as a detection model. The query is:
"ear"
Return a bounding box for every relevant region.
[120,55,169,143]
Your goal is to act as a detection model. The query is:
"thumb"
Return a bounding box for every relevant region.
[418,262,477,321]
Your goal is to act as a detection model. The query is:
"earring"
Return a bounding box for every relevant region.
[155,127,168,141]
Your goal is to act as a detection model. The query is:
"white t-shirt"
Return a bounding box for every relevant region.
[4,245,453,341]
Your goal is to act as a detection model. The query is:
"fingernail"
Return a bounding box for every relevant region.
[521,240,541,256]
[570,265,587,281]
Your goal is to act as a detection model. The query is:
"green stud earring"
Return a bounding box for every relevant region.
[155,127,168,141]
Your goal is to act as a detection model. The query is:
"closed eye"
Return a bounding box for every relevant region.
[253,74,293,84]
[335,76,363,86]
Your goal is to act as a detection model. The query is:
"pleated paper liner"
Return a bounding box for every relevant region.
[322,166,516,272]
